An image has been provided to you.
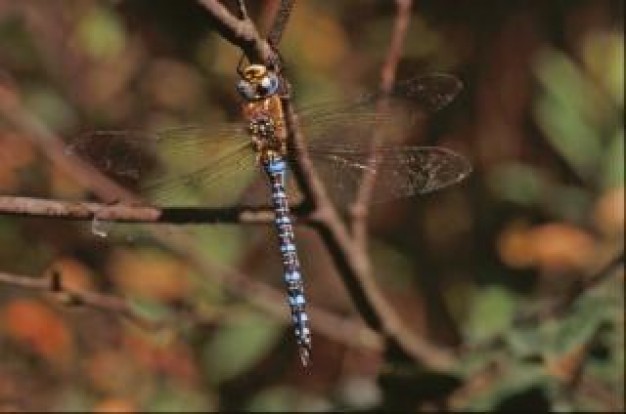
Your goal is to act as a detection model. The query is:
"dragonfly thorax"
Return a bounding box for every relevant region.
[249,114,286,162]
[238,65,288,162]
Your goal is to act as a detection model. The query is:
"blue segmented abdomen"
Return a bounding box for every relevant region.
[264,157,312,366]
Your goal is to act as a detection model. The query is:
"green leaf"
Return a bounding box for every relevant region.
[247,386,331,412]
[506,326,543,359]
[23,87,77,132]
[487,163,549,206]
[544,184,592,223]
[543,295,609,357]
[147,384,212,412]
[533,48,610,180]
[601,128,625,190]
[582,31,625,107]
[203,310,282,383]
[127,296,173,322]
[534,48,611,131]
[465,285,517,344]
[247,387,296,412]
[75,6,125,59]
[534,93,603,180]
[195,225,246,266]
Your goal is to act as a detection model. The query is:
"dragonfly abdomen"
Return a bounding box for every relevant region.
[263,157,312,366]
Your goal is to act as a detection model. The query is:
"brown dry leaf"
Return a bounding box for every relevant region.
[497,220,536,269]
[528,223,597,274]
[592,187,625,238]
[124,330,198,383]
[45,257,96,294]
[92,397,137,413]
[0,132,36,191]
[545,343,587,383]
[107,248,190,302]
[1,298,73,364]
[86,350,138,394]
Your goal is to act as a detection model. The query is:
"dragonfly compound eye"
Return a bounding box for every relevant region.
[236,80,258,101]
[257,74,280,97]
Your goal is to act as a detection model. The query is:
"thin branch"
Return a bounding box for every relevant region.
[0,84,137,204]
[0,71,378,357]
[0,269,383,351]
[0,195,294,225]
[197,0,273,64]
[281,0,457,370]
[235,0,249,19]
[0,270,157,329]
[0,1,457,371]
[351,0,413,246]
[267,0,296,46]
[283,100,456,371]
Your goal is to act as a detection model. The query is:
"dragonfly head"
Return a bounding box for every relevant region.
[236,64,280,101]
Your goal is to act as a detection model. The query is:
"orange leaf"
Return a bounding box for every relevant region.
[593,187,625,238]
[2,298,73,364]
[92,397,137,413]
[107,249,190,302]
[529,223,596,273]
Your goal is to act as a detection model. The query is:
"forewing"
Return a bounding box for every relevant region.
[297,73,463,139]
[67,125,261,206]
[391,73,463,112]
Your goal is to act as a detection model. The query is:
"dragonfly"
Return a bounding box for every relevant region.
[68,64,471,367]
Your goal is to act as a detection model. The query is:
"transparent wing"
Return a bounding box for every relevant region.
[293,73,468,205]
[67,73,466,208]
[298,73,463,140]
[304,145,471,205]
[66,125,262,206]
[390,73,463,112]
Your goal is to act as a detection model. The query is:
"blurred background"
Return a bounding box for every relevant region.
[0,0,623,411]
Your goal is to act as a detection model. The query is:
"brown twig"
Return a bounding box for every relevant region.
[0,269,382,351]
[0,195,287,225]
[0,2,387,357]
[280,0,456,370]
[351,0,413,246]
[285,95,456,372]
[0,270,156,329]
[0,85,384,353]
[267,0,296,46]
[197,0,274,65]
[282,0,456,370]
[0,0,457,370]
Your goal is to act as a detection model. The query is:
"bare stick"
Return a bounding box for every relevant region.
[0,1,457,370]
[0,270,158,329]
[0,70,376,358]
[197,0,273,64]
[283,102,456,370]
[0,269,382,350]
[281,0,456,370]
[267,0,296,46]
[351,0,413,246]
[0,195,291,225]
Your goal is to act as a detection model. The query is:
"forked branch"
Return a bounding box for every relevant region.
[0,0,457,371]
